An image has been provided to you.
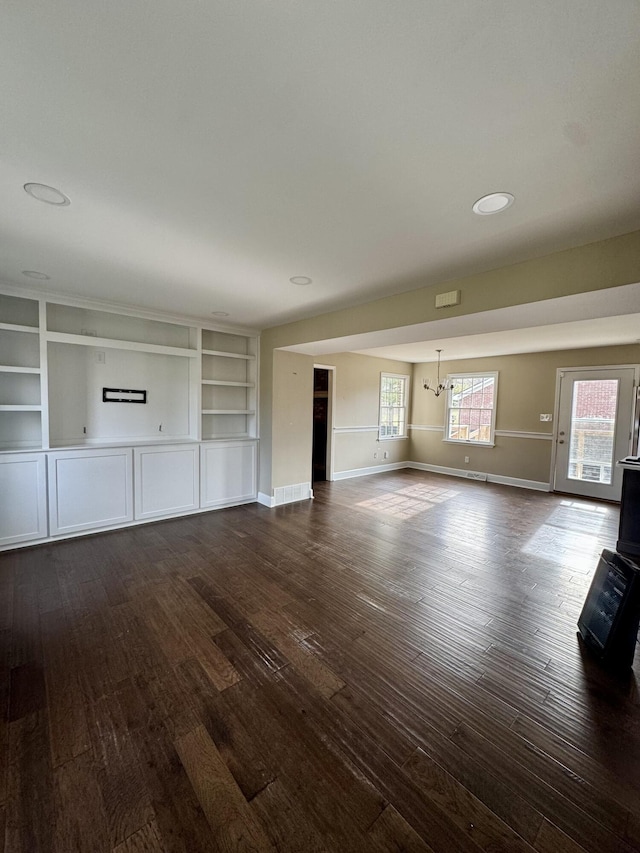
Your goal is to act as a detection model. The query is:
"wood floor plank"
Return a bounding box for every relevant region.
[52,748,111,853]
[5,712,54,853]
[250,607,345,699]
[41,608,91,767]
[174,724,275,852]
[112,820,166,853]
[367,804,439,853]
[403,747,536,852]
[87,690,155,847]
[249,779,336,852]
[176,656,275,800]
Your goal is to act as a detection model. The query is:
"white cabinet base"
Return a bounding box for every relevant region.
[48,448,133,535]
[201,441,257,508]
[0,453,47,546]
[134,444,200,520]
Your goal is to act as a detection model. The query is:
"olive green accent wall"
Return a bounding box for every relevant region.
[260,230,640,495]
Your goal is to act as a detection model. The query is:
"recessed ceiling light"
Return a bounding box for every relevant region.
[290,276,312,286]
[472,192,515,215]
[24,182,71,206]
[211,311,230,317]
[22,270,50,280]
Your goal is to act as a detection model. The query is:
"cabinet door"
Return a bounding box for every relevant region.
[0,453,47,546]
[200,441,257,508]
[134,444,200,520]
[48,448,133,535]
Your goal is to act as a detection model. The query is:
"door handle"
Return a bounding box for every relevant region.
[558,439,565,444]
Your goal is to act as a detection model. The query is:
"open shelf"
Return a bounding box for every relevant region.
[0,365,41,374]
[201,379,254,387]
[46,331,197,358]
[0,329,40,369]
[47,302,195,350]
[202,409,255,415]
[0,294,40,328]
[200,328,258,439]
[0,410,42,450]
[201,349,255,360]
[0,322,40,335]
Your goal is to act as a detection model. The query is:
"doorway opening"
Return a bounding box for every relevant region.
[312,366,334,484]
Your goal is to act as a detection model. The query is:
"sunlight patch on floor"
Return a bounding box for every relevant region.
[355,483,460,519]
[521,500,613,570]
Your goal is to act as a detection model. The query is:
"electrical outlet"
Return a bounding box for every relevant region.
[95,351,105,364]
[540,413,552,422]
[373,451,378,459]
[464,456,470,463]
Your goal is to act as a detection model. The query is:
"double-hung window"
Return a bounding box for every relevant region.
[445,372,498,445]
[379,373,409,439]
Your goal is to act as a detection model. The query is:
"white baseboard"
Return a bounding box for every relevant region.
[332,461,407,481]
[405,461,550,492]
[259,462,550,509]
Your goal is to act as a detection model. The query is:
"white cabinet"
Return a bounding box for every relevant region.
[0,453,47,546]
[201,441,257,508]
[48,447,133,535]
[134,443,200,520]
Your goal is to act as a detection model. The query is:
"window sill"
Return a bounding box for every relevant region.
[442,439,495,447]
[378,435,409,442]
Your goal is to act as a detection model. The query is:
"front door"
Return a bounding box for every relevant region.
[554,367,636,501]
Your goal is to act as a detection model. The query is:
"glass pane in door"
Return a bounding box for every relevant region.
[568,379,619,484]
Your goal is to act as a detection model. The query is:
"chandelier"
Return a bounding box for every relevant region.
[422,349,453,397]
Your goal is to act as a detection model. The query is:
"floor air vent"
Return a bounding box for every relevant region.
[466,471,488,481]
[273,482,312,506]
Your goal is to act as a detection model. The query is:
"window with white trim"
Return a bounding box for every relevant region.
[379,373,410,439]
[445,372,498,445]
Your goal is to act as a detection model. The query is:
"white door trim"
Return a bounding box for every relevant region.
[550,364,639,499]
[314,364,336,481]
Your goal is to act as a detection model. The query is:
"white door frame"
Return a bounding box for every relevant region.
[314,364,336,481]
[550,363,639,497]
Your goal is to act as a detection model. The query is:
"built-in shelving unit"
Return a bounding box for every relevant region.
[201,330,258,439]
[0,295,43,450]
[0,288,261,549]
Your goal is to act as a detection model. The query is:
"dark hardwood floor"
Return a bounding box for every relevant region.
[2,469,640,852]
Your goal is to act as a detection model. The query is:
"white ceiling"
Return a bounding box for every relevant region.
[1,1,640,334]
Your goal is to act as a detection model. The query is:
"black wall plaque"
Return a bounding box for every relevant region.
[102,388,147,403]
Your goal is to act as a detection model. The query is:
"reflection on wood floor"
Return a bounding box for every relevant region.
[2,469,640,852]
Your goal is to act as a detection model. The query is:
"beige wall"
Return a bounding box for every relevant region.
[410,344,640,484]
[270,350,314,490]
[260,229,640,495]
[317,352,412,475]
